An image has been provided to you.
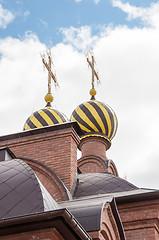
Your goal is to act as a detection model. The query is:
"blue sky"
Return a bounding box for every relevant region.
[1,0,159,189]
[1,0,157,45]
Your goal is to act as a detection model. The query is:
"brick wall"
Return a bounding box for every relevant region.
[118,199,159,240]
[89,203,121,240]
[77,136,118,175]
[24,159,70,202]
[78,155,108,173]
[0,228,64,240]
[79,136,110,161]
[0,124,80,191]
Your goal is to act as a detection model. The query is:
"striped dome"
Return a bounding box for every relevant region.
[23,105,67,131]
[70,100,117,141]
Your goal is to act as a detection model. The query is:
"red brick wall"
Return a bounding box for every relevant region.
[0,228,64,240]
[24,159,69,202]
[78,155,107,173]
[79,136,109,161]
[77,136,118,175]
[118,199,159,240]
[89,203,121,240]
[0,126,80,191]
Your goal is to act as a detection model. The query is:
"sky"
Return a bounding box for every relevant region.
[0,0,159,189]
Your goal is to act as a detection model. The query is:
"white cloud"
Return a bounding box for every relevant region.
[74,0,100,3]
[24,10,30,17]
[60,26,99,51]
[112,0,159,28]
[0,4,15,29]
[94,0,100,4]
[39,19,48,28]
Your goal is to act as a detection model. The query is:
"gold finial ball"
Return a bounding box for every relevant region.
[90,88,96,96]
[45,93,53,103]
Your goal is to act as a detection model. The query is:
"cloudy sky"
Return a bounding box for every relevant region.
[1,0,159,189]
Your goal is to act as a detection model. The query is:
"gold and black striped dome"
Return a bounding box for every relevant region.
[23,103,67,131]
[70,100,118,141]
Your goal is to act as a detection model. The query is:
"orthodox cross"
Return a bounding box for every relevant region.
[87,54,100,89]
[41,52,58,94]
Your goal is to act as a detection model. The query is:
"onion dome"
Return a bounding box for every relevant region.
[24,53,67,131]
[71,99,117,142]
[71,54,118,142]
[23,94,67,131]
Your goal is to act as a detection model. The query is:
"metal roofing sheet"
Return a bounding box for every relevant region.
[60,196,113,232]
[0,159,59,220]
[74,173,138,198]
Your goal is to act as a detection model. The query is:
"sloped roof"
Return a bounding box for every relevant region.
[0,209,92,240]
[0,159,59,220]
[74,173,138,198]
[60,195,126,240]
[60,195,114,231]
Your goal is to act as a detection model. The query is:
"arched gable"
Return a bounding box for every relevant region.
[22,158,71,202]
[78,155,108,173]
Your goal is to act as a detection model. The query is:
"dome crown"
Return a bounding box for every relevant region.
[24,51,67,131]
[70,99,117,141]
[24,105,67,131]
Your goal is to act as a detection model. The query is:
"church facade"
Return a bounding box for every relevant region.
[0,54,159,239]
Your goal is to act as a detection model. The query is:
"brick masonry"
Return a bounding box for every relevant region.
[0,125,80,191]
[0,228,64,240]
[118,199,159,240]
[79,136,110,161]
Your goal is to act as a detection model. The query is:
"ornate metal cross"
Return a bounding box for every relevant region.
[41,52,58,94]
[87,54,100,89]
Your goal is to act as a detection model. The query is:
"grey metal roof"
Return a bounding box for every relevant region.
[60,196,126,239]
[0,209,92,240]
[74,173,138,198]
[0,147,16,161]
[60,196,113,232]
[105,188,159,203]
[0,159,60,220]
[37,177,60,211]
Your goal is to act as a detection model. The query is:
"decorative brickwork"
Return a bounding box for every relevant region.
[78,155,108,173]
[107,160,119,176]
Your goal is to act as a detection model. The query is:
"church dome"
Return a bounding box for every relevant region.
[24,53,68,131]
[24,102,67,130]
[70,99,117,141]
[70,54,118,142]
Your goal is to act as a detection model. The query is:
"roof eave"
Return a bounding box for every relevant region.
[116,190,159,204]
[0,209,91,240]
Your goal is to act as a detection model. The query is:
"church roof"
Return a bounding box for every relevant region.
[60,195,126,239]
[70,100,118,142]
[60,195,114,231]
[23,104,67,131]
[0,159,60,220]
[73,173,138,199]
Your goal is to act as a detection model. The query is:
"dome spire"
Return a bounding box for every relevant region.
[86,53,100,100]
[70,53,118,143]
[41,51,58,106]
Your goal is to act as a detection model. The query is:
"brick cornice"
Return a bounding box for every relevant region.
[0,127,80,149]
